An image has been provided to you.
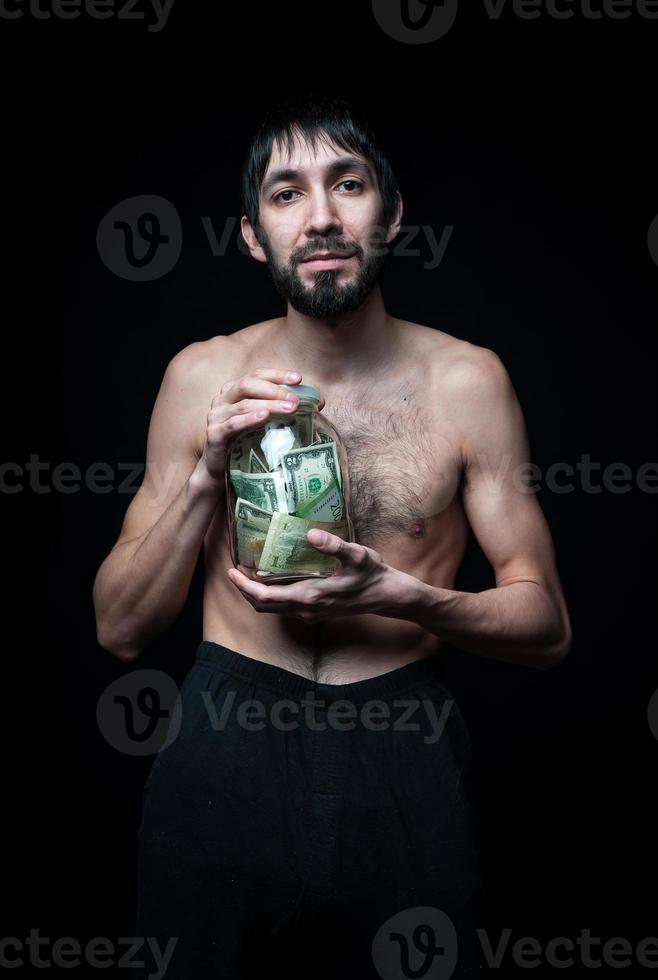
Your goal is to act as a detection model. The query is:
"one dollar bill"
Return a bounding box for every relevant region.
[256,511,349,577]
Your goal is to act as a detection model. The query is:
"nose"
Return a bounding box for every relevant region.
[303,190,343,242]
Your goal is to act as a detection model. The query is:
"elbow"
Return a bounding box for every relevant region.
[109,644,142,664]
[538,624,573,670]
[93,579,143,663]
[96,625,142,663]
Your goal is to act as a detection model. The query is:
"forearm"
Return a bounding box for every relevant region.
[407,577,570,669]
[93,464,223,659]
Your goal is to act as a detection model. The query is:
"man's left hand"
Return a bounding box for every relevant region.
[227,528,421,624]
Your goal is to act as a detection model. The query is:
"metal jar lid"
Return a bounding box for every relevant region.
[280,383,321,404]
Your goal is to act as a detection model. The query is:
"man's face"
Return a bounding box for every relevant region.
[253,133,393,318]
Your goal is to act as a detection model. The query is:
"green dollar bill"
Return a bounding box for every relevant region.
[229,469,289,513]
[235,496,272,567]
[257,511,349,577]
[235,496,273,527]
[296,477,344,522]
[279,441,343,515]
[249,448,268,473]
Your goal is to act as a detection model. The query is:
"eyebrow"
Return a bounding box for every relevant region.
[261,155,374,198]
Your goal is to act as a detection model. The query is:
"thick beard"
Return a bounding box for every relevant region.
[259,229,391,319]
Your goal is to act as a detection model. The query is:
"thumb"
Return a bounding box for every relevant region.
[307,528,330,547]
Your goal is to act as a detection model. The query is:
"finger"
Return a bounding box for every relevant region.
[306,529,368,565]
[228,567,300,604]
[222,368,301,392]
[227,397,300,420]
[221,377,301,406]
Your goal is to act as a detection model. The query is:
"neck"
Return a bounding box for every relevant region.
[267,284,399,389]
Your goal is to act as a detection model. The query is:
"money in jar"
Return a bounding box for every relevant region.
[224,383,355,582]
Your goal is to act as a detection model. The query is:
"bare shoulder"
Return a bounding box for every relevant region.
[167,329,255,390]
[168,319,282,390]
[394,319,505,388]
[156,335,242,457]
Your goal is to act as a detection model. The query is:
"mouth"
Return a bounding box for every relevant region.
[300,252,356,268]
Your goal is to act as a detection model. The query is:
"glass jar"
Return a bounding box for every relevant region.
[224,383,355,583]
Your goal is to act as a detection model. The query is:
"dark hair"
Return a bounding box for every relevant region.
[241,93,400,235]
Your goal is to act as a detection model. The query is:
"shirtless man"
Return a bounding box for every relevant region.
[93,95,571,978]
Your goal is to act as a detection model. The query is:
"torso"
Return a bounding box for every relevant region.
[193,318,476,683]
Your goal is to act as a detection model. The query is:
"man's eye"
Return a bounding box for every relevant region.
[273,190,300,204]
[273,181,363,205]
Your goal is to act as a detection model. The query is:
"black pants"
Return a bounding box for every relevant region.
[134,641,487,979]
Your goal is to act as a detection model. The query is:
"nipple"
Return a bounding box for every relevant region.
[410,521,426,538]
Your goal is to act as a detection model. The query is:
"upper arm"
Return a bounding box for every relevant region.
[111,341,210,551]
[455,347,571,640]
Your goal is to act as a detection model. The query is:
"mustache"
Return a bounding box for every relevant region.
[294,242,362,264]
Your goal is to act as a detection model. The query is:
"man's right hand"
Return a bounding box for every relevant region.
[196,367,317,490]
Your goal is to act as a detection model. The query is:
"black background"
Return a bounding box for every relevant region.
[3,0,657,974]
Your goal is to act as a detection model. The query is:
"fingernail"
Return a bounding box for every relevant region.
[287,372,301,381]
[309,529,325,545]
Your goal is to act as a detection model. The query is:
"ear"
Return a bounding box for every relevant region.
[241,216,268,264]
[385,190,404,247]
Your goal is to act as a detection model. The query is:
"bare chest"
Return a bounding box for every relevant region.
[320,378,463,549]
